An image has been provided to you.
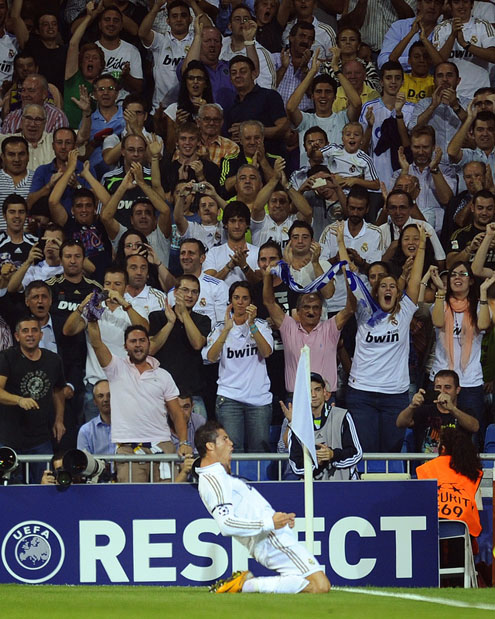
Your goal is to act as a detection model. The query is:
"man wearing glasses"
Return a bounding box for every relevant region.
[197,103,239,167]
[149,273,211,419]
[1,74,68,135]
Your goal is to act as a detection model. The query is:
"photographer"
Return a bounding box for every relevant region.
[40,452,65,485]
[174,181,227,250]
[396,369,479,454]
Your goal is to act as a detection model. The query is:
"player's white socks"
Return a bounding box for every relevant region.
[242,575,308,594]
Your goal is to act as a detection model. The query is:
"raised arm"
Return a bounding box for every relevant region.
[65,1,101,80]
[472,223,495,278]
[478,274,495,330]
[48,150,81,226]
[139,0,166,47]
[334,267,357,330]
[87,320,112,368]
[173,182,193,236]
[329,47,361,121]
[286,49,321,128]
[99,170,134,239]
[10,0,29,49]
[405,224,427,304]
[447,100,476,164]
[262,266,286,329]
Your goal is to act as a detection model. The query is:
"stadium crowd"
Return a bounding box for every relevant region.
[0,0,495,485]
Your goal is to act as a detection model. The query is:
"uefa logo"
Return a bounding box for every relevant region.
[1,521,65,583]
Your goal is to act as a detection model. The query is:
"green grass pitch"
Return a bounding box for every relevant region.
[1,585,494,618]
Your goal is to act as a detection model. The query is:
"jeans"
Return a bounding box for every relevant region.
[20,440,53,484]
[457,384,485,448]
[346,386,408,453]
[216,395,272,453]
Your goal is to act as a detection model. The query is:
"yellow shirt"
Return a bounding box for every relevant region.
[400,74,434,105]
[332,83,380,113]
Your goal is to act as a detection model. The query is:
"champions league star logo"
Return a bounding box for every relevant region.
[1,521,65,583]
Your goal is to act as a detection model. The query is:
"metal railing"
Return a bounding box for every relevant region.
[14,452,495,485]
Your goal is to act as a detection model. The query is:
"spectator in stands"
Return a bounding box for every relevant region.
[204,280,273,452]
[3,51,63,118]
[273,21,315,109]
[87,320,192,482]
[100,166,172,273]
[0,316,65,484]
[281,0,336,58]
[287,372,362,479]
[263,267,356,398]
[77,379,115,456]
[114,227,168,292]
[95,5,143,98]
[177,238,229,325]
[48,152,112,283]
[345,224,427,453]
[169,393,206,449]
[378,0,444,70]
[0,194,36,266]
[197,103,239,167]
[409,62,468,165]
[333,60,380,113]
[0,0,18,90]
[433,0,495,100]
[253,0,284,52]
[390,126,456,232]
[64,2,106,129]
[400,41,437,105]
[287,49,361,167]
[63,264,148,421]
[289,126,329,189]
[2,74,68,135]
[174,181,226,249]
[7,224,64,293]
[181,19,236,111]
[448,189,495,268]
[250,157,312,248]
[428,260,494,434]
[360,61,414,186]
[102,95,163,168]
[163,60,214,152]
[203,201,259,286]
[220,5,275,89]
[149,274,211,416]
[340,0,414,56]
[0,137,33,229]
[224,55,288,156]
[139,0,194,112]
[441,162,491,247]
[161,122,220,196]
[379,189,446,269]
[220,120,277,196]
[448,107,495,181]
[397,369,479,453]
[30,128,95,215]
[322,27,380,93]
[124,253,167,319]
[75,73,125,176]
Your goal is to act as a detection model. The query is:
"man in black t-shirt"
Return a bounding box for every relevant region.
[396,369,479,453]
[0,317,65,483]
[149,274,211,414]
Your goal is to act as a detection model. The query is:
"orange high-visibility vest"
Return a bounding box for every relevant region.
[416,455,482,536]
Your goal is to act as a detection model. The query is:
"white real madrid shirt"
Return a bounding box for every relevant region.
[143,29,194,111]
[250,213,298,249]
[432,17,495,99]
[203,318,273,405]
[350,293,417,393]
[203,241,259,287]
[168,272,229,325]
[197,461,275,544]
[320,220,383,312]
[320,143,379,190]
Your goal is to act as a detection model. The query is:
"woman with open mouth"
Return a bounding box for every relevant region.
[338,222,427,453]
[429,260,495,439]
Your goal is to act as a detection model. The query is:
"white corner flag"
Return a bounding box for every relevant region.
[291,345,317,467]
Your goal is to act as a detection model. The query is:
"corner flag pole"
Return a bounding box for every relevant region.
[301,346,314,553]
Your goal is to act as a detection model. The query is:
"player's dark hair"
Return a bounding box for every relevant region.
[259,240,282,260]
[115,228,148,267]
[195,420,224,458]
[176,273,200,290]
[289,20,315,38]
[53,127,77,143]
[310,74,337,96]
[72,188,96,208]
[472,111,495,129]
[303,126,328,145]
[439,427,481,483]
[1,135,28,155]
[25,280,51,299]
[223,201,251,227]
[60,239,86,258]
[380,60,404,78]
[15,316,40,333]
[434,61,459,79]
[347,185,369,206]
[229,54,256,72]
[179,237,207,256]
[103,265,128,285]
[434,369,460,389]
[386,189,413,211]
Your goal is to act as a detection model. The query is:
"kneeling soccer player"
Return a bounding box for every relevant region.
[195,421,331,594]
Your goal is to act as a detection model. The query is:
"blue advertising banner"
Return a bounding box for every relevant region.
[0,480,439,587]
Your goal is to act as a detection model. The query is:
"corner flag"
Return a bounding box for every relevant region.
[291,346,317,467]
